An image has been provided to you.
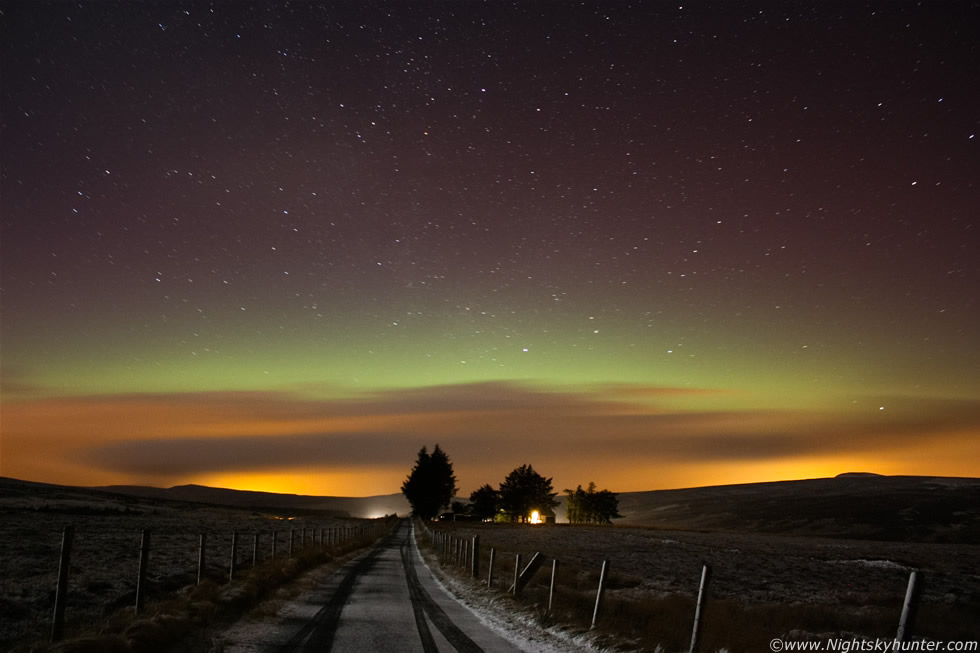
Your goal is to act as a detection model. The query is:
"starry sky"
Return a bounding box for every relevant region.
[2,1,978,498]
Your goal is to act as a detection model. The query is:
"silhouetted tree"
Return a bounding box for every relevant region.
[564,482,622,524]
[469,484,499,521]
[565,486,582,523]
[498,464,558,523]
[401,444,458,520]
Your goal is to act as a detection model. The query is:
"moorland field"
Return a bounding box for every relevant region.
[2,474,978,651]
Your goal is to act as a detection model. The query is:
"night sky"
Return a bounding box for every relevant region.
[2,2,978,498]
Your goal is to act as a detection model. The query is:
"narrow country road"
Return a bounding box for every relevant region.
[221,520,530,653]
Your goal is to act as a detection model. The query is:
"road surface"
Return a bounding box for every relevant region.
[221,520,532,653]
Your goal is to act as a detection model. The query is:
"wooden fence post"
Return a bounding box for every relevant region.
[51,525,74,643]
[548,559,559,614]
[197,533,206,584]
[896,570,919,642]
[689,564,711,653]
[135,529,151,613]
[229,531,238,581]
[471,535,480,579]
[591,559,609,628]
[252,533,259,567]
[487,547,496,587]
[289,529,294,556]
[513,554,521,596]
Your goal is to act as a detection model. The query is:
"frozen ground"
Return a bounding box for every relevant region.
[430,521,980,607]
[0,479,354,648]
[411,527,604,653]
[215,522,592,653]
[4,477,978,650]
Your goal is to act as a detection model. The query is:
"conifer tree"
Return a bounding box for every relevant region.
[401,444,458,520]
[469,484,500,521]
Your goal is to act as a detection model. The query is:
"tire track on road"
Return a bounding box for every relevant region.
[401,537,439,652]
[400,534,485,653]
[276,521,486,653]
[276,529,393,653]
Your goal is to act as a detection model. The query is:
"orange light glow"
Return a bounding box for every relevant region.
[2,385,978,498]
[190,467,407,498]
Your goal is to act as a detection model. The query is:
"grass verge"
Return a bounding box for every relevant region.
[418,524,980,653]
[12,517,399,653]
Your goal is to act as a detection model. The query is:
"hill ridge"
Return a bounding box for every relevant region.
[3,474,978,542]
[614,474,980,542]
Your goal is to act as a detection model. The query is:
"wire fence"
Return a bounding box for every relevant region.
[415,520,979,651]
[3,513,395,647]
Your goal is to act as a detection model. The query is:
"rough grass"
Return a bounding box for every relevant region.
[12,518,398,653]
[421,522,980,653]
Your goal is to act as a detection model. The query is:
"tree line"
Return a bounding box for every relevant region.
[563,482,622,524]
[401,445,620,524]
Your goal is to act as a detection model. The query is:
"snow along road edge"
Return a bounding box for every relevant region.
[410,523,604,653]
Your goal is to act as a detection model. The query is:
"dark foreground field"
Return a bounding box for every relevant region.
[426,519,980,650]
[0,478,380,651]
[424,475,980,650]
[3,475,978,652]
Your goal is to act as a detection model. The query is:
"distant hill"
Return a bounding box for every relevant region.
[5,474,978,542]
[95,483,410,518]
[138,474,975,542]
[0,477,409,518]
[613,474,980,543]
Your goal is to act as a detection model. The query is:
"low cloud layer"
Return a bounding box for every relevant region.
[5,381,979,493]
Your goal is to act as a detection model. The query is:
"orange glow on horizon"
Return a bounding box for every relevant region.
[2,386,977,498]
[190,468,406,498]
